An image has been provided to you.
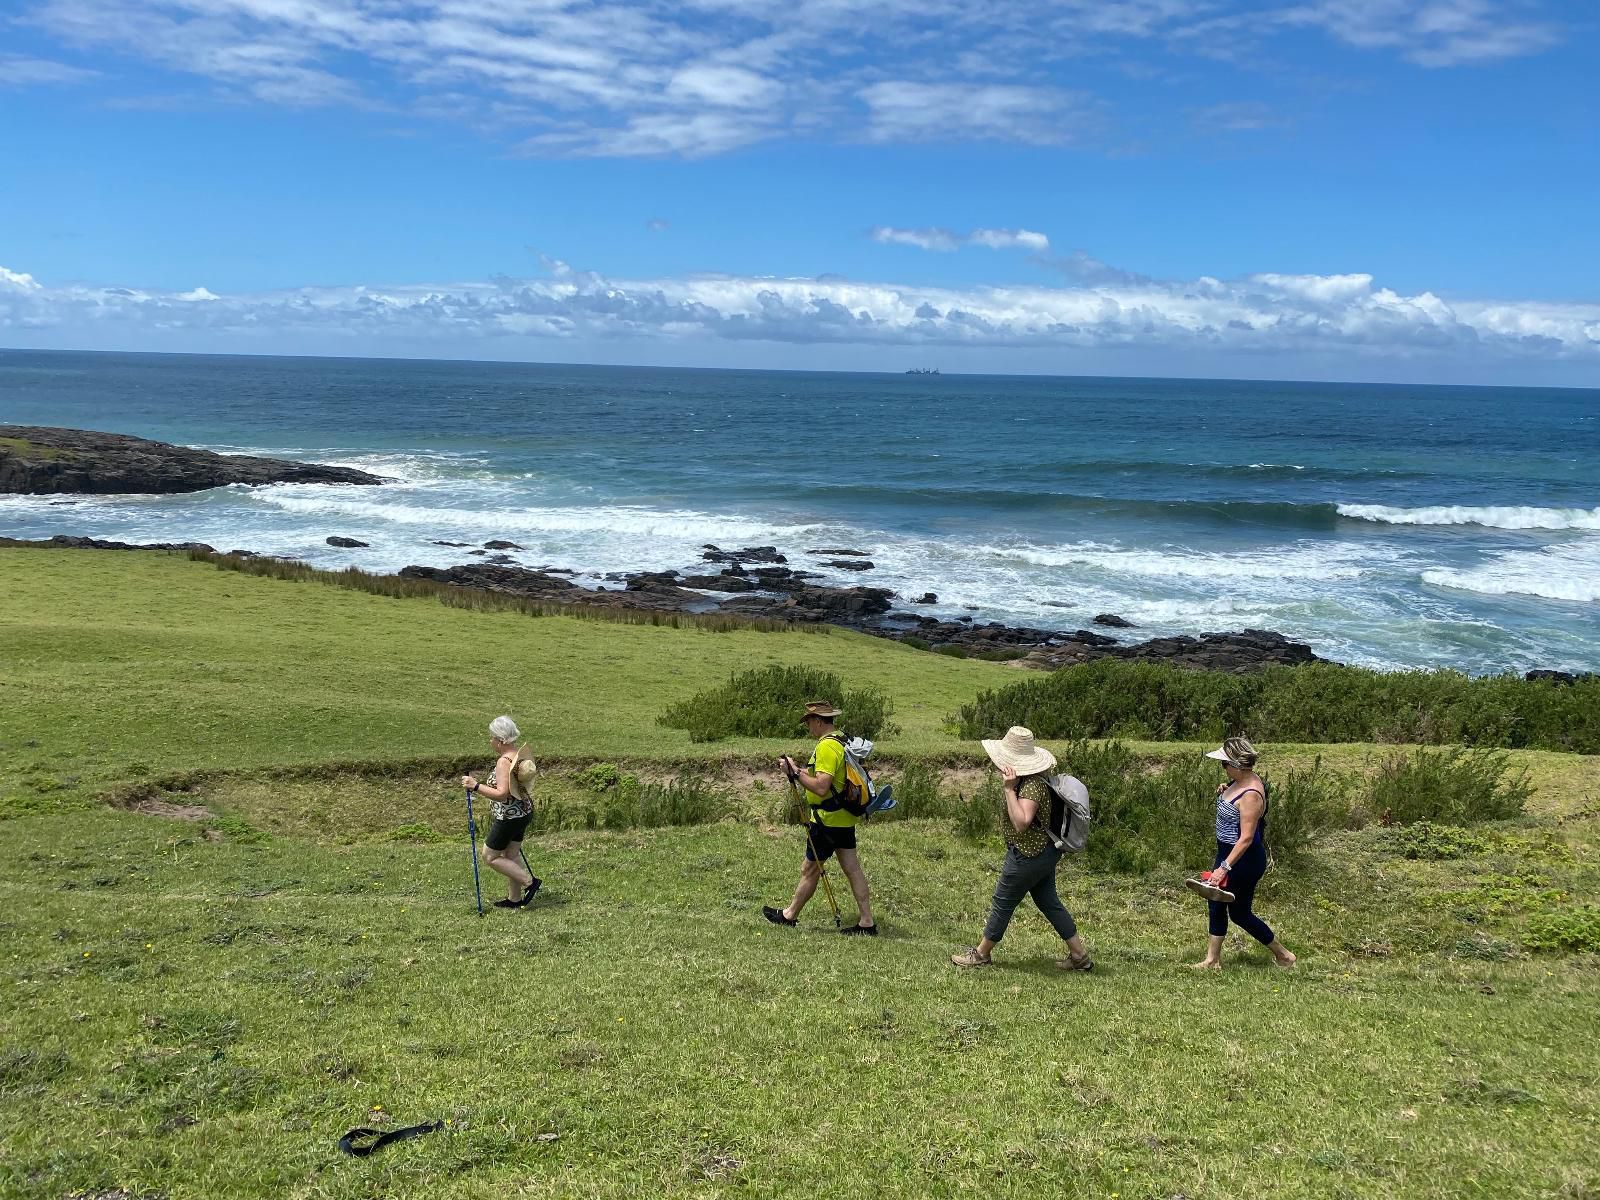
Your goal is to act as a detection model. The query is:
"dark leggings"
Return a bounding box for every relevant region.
[1208,839,1275,945]
[983,846,1078,944]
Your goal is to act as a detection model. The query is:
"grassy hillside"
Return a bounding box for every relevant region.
[2,547,1597,1200]
[0,548,1010,814]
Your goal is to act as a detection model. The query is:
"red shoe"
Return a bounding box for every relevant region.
[1184,871,1236,903]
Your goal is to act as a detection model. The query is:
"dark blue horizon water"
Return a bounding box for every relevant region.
[3,348,1597,672]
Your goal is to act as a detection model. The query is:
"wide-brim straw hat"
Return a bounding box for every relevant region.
[981,726,1057,776]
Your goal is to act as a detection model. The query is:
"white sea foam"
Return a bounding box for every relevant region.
[252,488,826,543]
[1422,538,1600,603]
[976,539,1382,582]
[1338,503,1600,531]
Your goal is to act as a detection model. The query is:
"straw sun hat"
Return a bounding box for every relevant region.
[981,726,1057,776]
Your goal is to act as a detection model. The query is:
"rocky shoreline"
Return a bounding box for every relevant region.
[0,426,383,494]
[5,532,1332,673]
[8,532,1593,682]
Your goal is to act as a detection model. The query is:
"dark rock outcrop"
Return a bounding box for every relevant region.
[326,536,369,548]
[1023,628,1323,673]
[483,540,524,550]
[807,548,872,557]
[1525,670,1595,685]
[0,426,383,495]
[0,534,217,553]
[826,559,875,571]
[399,564,580,599]
[702,544,786,564]
[1093,613,1134,628]
[914,592,938,604]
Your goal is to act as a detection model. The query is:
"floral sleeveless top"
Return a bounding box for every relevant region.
[488,754,535,821]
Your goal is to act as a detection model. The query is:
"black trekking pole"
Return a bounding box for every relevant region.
[787,767,840,928]
[463,787,485,917]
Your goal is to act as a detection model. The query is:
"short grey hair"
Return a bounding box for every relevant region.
[489,715,521,743]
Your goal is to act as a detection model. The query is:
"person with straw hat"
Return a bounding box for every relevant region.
[951,727,1093,971]
[762,700,878,936]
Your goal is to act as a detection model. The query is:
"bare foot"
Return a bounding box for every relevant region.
[1190,959,1222,971]
[1274,950,1297,969]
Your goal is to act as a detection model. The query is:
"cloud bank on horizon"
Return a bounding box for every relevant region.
[5,258,1595,380]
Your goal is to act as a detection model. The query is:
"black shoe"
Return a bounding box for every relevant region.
[493,898,518,909]
[841,923,878,936]
[762,905,797,927]
[515,877,542,907]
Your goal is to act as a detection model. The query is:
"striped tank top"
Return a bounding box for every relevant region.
[1216,782,1268,846]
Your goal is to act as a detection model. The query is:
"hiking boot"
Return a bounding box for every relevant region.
[762,905,797,927]
[950,947,992,968]
[841,923,878,937]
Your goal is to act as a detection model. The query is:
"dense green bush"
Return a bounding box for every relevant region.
[953,660,1600,753]
[1369,749,1531,826]
[658,664,897,742]
[1524,908,1600,954]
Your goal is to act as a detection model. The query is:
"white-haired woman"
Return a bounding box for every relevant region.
[951,727,1093,971]
[461,716,540,909]
[1189,736,1295,969]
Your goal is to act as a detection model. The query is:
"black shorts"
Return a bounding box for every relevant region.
[803,821,856,863]
[486,815,531,851]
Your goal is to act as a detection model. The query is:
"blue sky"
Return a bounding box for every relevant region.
[2,0,1597,384]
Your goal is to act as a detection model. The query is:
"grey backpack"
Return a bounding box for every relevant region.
[1043,774,1091,853]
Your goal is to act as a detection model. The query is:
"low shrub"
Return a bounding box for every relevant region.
[1259,757,1354,867]
[1524,908,1600,954]
[658,664,897,742]
[952,659,1600,753]
[1369,749,1531,827]
[600,774,733,830]
[1381,821,1492,860]
[572,763,622,792]
[884,760,950,820]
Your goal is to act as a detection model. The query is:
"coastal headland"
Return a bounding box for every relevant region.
[0,424,384,494]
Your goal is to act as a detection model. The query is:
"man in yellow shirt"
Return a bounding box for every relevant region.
[763,700,878,935]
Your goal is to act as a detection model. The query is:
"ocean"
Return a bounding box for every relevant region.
[2,348,1596,673]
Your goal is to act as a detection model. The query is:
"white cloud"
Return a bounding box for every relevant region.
[872,226,1050,252]
[15,0,1561,155]
[871,227,960,251]
[5,259,1596,376]
[0,52,99,85]
[968,228,1051,252]
[1278,0,1561,67]
[859,81,1093,145]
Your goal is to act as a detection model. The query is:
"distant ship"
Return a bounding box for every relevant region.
[904,367,941,375]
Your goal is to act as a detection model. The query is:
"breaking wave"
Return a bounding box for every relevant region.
[1338,503,1600,531]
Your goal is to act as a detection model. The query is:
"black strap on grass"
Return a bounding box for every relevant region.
[339,1120,443,1157]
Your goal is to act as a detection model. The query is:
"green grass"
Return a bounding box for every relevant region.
[0,435,77,462]
[0,548,1009,813]
[3,546,1599,1200]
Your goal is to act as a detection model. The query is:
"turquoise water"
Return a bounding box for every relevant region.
[2,349,1596,672]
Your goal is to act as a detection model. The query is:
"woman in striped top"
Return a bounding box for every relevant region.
[1192,737,1296,971]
